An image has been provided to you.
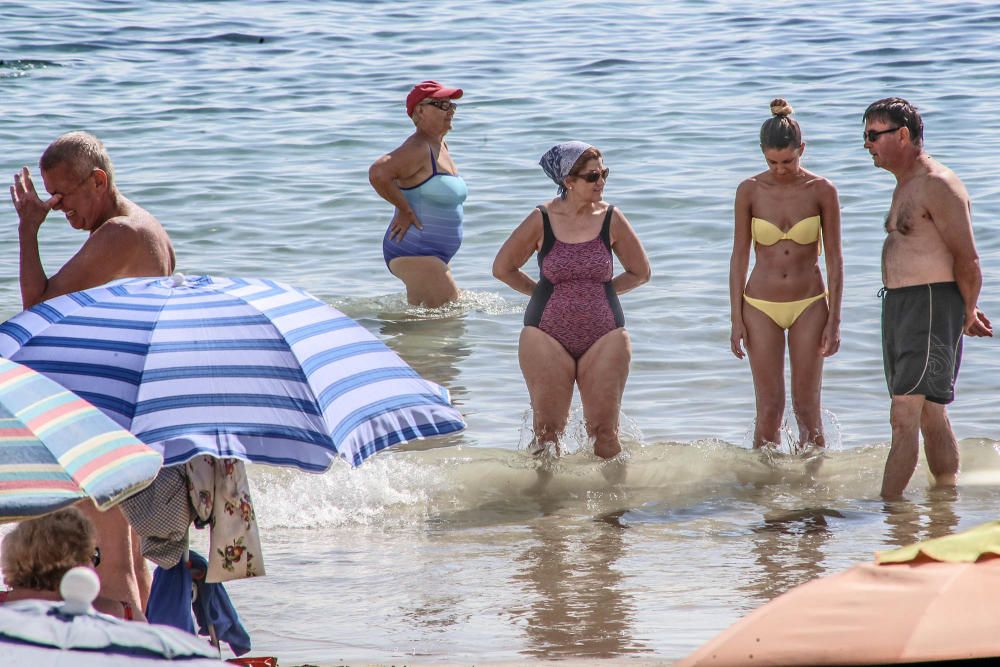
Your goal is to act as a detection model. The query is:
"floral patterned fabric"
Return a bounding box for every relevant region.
[119,457,264,583]
[187,456,264,582]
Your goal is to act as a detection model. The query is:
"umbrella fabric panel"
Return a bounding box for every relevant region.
[2,643,225,667]
[142,431,334,470]
[0,275,465,470]
[264,288,464,466]
[0,598,220,663]
[678,559,1000,666]
[0,359,162,519]
[0,291,159,429]
[130,276,464,467]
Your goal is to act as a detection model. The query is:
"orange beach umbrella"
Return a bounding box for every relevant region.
[679,521,1000,666]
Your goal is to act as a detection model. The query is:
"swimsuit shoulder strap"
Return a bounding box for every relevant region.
[537,205,556,259]
[600,205,615,250]
[428,145,439,175]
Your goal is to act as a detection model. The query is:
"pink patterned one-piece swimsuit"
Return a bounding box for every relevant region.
[523,205,625,359]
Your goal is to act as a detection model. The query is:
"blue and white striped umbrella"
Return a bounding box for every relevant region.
[0,275,465,471]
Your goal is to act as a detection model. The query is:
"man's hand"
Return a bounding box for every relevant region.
[965,307,993,337]
[11,166,59,234]
[388,208,423,242]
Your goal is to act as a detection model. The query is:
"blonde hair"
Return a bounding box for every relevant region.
[39,131,116,188]
[2,507,96,591]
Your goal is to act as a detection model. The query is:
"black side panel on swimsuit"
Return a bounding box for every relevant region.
[881,281,965,404]
[599,208,625,328]
[524,206,556,327]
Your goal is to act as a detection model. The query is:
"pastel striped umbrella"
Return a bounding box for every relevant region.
[0,357,162,521]
[0,275,465,471]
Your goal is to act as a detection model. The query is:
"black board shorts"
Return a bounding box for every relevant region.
[881,282,965,404]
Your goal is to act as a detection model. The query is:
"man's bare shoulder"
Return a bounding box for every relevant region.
[87,199,174,275]
[920,159,969,201]
[95,209,166,240]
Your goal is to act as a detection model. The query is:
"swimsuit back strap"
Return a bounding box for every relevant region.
[428,145,439,176]
[537,205,556,259]
[600,205,615,250]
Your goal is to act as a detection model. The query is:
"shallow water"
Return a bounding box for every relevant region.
[2,0,1000,663]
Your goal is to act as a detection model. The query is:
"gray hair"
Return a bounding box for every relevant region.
[40,131,116,187]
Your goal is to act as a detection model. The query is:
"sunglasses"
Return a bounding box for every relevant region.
[91,546,101,568]
[576,167,610,183]
[864,126,901,143]
[421,99,458,112]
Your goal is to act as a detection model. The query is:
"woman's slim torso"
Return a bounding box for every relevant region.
[744,172,826,301]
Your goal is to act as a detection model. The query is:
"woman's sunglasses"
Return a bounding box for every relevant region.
[576,168,610,183]
[91,546,101,568]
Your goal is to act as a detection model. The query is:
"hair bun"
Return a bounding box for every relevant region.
[770,98,794,118]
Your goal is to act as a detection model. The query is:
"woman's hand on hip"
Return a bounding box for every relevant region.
[389,209,423,242]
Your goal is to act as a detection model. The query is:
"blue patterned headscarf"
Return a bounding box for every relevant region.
[539,141,593,198]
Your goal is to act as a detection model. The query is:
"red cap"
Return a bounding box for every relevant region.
[406,80,463,116]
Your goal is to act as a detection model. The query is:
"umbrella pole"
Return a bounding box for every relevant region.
[207,621,220,653]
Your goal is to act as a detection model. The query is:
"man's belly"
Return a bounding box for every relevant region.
[882,237,955,287]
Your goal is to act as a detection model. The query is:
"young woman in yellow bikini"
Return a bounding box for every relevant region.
[729,99,843,450]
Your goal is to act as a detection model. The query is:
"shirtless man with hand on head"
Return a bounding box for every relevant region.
[10,130,175,615]
[863,98,992,500]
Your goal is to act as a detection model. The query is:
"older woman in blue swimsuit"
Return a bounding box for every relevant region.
[729,99,844,451]
[369,80,468,307]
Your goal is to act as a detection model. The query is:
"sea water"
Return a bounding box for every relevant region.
[1,0,999,662]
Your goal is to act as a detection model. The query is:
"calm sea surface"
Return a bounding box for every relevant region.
[2,1,1000,663]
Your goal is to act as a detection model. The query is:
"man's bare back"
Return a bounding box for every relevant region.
[66,199,175,283]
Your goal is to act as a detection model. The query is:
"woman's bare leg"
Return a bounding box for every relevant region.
[788,298,829,449]
[743,301,787,448]
[577,328,631,459]
[388,256,459,307]
[519,327,576,454]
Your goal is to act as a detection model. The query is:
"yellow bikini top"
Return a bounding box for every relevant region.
[751,215,822,254]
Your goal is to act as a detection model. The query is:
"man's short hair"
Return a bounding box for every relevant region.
[39,131,116,188]
[864,98,923,146]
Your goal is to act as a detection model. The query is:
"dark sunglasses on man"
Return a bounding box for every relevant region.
[864,126,901,143]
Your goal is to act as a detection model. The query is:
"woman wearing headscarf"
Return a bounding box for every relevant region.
[493,142,650,458]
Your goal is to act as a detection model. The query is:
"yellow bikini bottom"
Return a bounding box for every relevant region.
[743,292,827,330]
